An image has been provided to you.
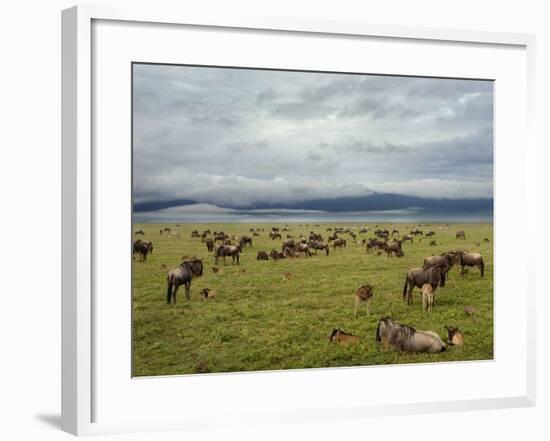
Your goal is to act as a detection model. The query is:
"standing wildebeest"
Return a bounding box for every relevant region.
[205,238,214,252]
[214,232,228,242]
[239,236,253,248]
[165,258,203,304]
[256,251,269,260]
[401,234,414,243]
[446,326,465,346]
[456,230,466,240]
[421,283,435,312]
[309,241,330,256]
[133,239,153,261]
[423,253,458,275]
[214,244,242,265]
[403,266,446,305]
[135,230,145,236]
[309,232,323,242]
[456,251,485,277]
[270,231,282,240]
[425,231,436,237]
[386,240,403,258]
[410,229,423,236]
[296,242,311,257]
[354,284,373,317]
[332,238,347,249]
[366,238,386,253]
[376,317,446,353]
[282,239,295,252]
[329,329,361,346]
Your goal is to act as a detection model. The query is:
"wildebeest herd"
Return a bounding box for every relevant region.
[132,222,492,375]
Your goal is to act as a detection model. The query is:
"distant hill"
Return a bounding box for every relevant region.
[133,193,493,213]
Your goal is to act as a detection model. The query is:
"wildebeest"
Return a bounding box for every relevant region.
[205,238,214,252]
[329,328,361,346]
[214,244,242,265]
[354,284,373,317]
[421,283,435,312]
[483,238,490,243]
[425,231,436,237]
[401,234,414,243]
[392,229,400,236]
[366,238,386,253]
[410,229,423,236]
[327,233,339,242]
[423,253,459,274]
[191,230,200,238]
[456,230,466,240]
[376,317,446,353]
[282,239,295,252]
[429,240,437,246]
[332,238,347,249]
[445,326,464,346]
[214,233,228,242]
[403,266,446,305]
[135,230,145,236]
[456,251,485,277]
[269,249,285,260]
[239,236,253,248]
[309,232,323,242]
[133,239,153,261]
[256,251,269,260]
[165,258,204,304]
[309,240,330,256]
[386,240,403,258]
[296,242,311,257]
[269,231,282,240]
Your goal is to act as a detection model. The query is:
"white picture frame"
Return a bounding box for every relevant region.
[62,5,536,436]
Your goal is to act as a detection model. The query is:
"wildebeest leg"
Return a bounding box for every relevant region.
[171,283,180,305]
[408,284,414,305]
[460,265,465,275]
[185,281,191,301]
[166,282,173,304]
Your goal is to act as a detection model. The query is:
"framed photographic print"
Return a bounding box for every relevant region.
[62,5,536,436]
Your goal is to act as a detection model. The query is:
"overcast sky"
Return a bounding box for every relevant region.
[133,64,493,207]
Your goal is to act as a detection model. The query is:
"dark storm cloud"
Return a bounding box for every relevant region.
[133,64,493,205]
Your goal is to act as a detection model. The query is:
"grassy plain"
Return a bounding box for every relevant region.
[132,222,493,376]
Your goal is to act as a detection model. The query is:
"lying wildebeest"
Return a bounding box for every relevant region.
[425,231,436,237]
[403,265,446,305]
[166,257,204,304]
[332,238,347,249]
[214,244,242,265]
[456,251,485,277]
[329,328,361,346]
[456,230,466,240]
[376,317,446,353]
[421,283,435,312]
[239,236,253,248]
[445,326,464,346]
[256,251,269,260]
[270,231,282,240]
[309,240,330,256]
[354,284,373,317]
[135,230,145,236]
[133,239,153,261]
[205,238,214,252]
[282,239,295,252]
[269,249,285,260]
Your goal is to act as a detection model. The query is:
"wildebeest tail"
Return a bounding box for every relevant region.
[166,274,173,304]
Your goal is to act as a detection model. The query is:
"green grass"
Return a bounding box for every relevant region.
[132,222,493,376]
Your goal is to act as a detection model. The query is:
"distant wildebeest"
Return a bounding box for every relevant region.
[256,251,269,260]
[282,239,295,252]
[392,229,400,236]
[283,246,299,258]
[410,229,423,236]
[456,230,466,240]
[270,231,282,240]
[366,238,386,253]
[135,230,145,236]
[214,233,227,242]
[191,230,200,238]
[386,240,403,258]
[133,239,153,261]
[425,231,436,237]
[456,251,485,277]
[429,240,437,246]
[327,233,339,242]
[421,283,435,312]
[165,257,203,304]
[376,317,446,353]
[329,328,361,346]
[403,266,446,305]
[200,288,216,300]
[445,326,464,346]
[309,232,323,242]
[354,284,373,317]
[359,227,369,234]
[239,236,253,248]
[483,238,490,243]
[296,242,311,257]
[214,244,242,265]
[309,240,330,256]
[253,231,260,236]
[401,234,414,243]
[269,249,285,260]
[332,238,347,249]
[271,227,280,232]
[205,238,214,252]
